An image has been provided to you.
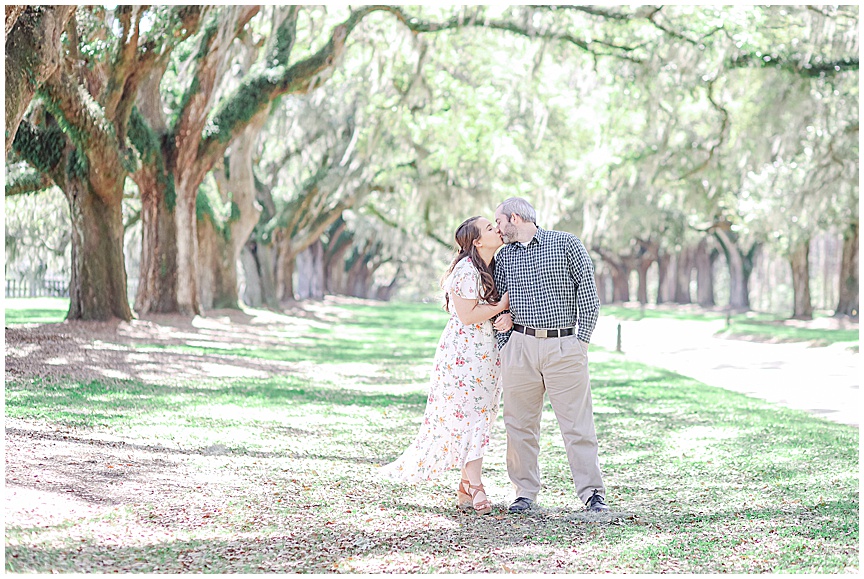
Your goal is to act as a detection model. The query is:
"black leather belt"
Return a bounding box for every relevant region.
[512,324,575,338]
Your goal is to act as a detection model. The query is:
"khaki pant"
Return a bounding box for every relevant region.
[500,331,605,504]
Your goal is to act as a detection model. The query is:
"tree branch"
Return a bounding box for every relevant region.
[728,52,858,77]
[39,68,122,179]
[4,169,55,197]
[675,77,730,181]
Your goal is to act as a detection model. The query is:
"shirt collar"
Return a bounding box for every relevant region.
[505,226,545,251]
[521,226,545,247]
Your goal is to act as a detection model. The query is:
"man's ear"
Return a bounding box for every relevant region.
[509,213,522,225]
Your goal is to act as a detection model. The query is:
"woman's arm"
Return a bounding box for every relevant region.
[451,292,509,326]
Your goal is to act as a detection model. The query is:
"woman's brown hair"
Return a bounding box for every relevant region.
[442,216,500,312]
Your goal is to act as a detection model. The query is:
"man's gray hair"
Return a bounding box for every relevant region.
[498,197,537,224]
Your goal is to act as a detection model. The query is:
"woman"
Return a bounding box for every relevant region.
[381,216,508,515]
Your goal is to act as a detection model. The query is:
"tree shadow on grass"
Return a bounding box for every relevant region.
[6,376,428,428]
[9,494,853,574]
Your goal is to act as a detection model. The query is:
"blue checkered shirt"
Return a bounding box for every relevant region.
[494,227,600,348]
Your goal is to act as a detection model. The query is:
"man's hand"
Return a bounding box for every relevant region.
[580,340,589,354]
[493,311,513,332]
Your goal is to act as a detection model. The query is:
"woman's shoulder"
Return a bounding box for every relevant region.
[453,256,479,275]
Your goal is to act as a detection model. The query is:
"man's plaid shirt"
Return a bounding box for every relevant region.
[494,227,600,348]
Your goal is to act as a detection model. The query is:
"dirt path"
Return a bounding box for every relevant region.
[591,315,860,428]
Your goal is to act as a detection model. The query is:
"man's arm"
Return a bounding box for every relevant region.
[568,237,600,343]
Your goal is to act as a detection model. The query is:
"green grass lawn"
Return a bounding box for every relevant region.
[3,297,69,325]
[4,300,859,573]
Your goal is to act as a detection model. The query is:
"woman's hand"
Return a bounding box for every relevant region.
[493,311,513,332]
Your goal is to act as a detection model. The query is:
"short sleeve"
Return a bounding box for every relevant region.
[449,260,480,300]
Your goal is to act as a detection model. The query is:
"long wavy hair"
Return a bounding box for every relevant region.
[442,216,500,312]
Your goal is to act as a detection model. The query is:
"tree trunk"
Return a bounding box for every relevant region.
[635,259,651,304]
[594,249,630,303]
[714,228,756,311]
[174,170,206,315]
[276,235,297,303]
[199,115,267,309]
[835,220,859,319]
[609,262,630,303]
[257,241,280,308]
[239,240,280,309]
[4,5,75,153]
[65,175,133,321]
[134,165,178,314]
[346,254,373,298]
[130,62,180,314]
[322,219,354,295]
[789,237,813,320]
[295,239,325,300]
[656,252,675,304]
[375,266,401,301]
[674,246,695,304]
[695,237,716,307]
[196,214,234,309]
[240,244,263,307]
[5,5,27,36]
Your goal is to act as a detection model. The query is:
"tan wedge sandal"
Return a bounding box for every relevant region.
[469,483,492,516]
[457,478,472,510]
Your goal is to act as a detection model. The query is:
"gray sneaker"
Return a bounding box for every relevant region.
[508,497,533,513]
[586,490,609,512]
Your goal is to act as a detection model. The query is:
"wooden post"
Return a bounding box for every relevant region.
[616,323,622,352]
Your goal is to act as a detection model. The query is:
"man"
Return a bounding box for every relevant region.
[492,197,609,513]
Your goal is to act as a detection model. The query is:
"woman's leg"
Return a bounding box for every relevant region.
[464,458,483,486]
[464,457,492,514]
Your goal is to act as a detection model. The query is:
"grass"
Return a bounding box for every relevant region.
[4,299,860,573]
[3,297,69,325]
[602,304,859,346]
[718,319,859,346]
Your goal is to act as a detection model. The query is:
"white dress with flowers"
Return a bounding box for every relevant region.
[381,257,502,482]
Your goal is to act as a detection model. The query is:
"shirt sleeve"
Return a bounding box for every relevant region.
[567,237,600,343]
[449,261,480,299]
[493,253,512,348]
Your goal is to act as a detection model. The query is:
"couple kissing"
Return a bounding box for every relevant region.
[381,197,609,516]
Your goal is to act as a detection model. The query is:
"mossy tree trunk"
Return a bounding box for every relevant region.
[4,5,74,154]
[835,219,858,319]
[131,68,179,314]
[9,6,201,322]
[134,160,178,314]
[196,34,268,310]
[170,6,261,315]
[198,114,267,309]
[64,173,132,321]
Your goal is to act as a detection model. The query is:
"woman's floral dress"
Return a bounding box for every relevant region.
[381,257,502,482]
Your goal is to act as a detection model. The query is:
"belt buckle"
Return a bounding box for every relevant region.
[534,328,548,338]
